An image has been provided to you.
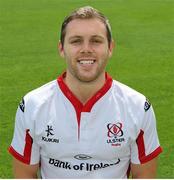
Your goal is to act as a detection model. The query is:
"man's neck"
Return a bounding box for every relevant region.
[64,71,106,105]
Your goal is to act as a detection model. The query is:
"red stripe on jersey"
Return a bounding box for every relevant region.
[57,72,112,139]
[136,129,145,163]
[24,129,33,163]
[136,129,163,164]
[139,146,163,164]
[82,73,112,112]
[126,164,131,178]
[8,129,33,164]
[57,72,83,130]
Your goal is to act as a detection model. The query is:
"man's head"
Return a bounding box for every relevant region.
[60,6,112,47]
[58,6,114,83]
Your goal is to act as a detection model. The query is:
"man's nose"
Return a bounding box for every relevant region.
[80,42,93,53]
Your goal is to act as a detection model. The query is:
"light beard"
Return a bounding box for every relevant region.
[70,68,106,84]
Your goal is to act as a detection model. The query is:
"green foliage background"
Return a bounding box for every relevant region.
[0,0,174,178]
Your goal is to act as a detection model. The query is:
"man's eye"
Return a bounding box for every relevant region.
[70,39,81,44]
[91,39,102,44]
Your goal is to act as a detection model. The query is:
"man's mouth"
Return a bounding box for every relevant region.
[77,59,96,65]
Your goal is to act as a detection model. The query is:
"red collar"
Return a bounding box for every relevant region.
[57,72,113,135]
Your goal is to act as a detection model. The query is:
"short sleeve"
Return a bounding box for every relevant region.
[8,97,40,165]
[131,102,162,164]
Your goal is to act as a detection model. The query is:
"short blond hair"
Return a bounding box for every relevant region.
[60,6,112,47]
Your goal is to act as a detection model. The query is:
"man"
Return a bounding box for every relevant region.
[8,6,162,178]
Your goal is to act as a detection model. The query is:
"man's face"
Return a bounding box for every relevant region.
[59,18,114,83]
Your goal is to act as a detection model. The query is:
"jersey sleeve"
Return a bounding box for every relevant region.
[130,100,162,164]
[8,97,40,165]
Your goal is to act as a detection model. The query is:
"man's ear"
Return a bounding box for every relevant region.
[108,39,115,58]
[58,41,65,58]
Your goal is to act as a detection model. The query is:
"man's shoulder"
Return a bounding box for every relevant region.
[23,79,59,106]
[111,80,147,109]
[111,80,153,124]
[112,80,145,99]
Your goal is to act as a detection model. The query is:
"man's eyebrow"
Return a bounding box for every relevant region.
[68,36,82,40]
[68,35,105,39]
[91,35,105,39]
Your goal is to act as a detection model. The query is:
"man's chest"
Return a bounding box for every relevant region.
[34,102,132,162]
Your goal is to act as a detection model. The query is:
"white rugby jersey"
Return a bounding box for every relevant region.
[9,72,162,178]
